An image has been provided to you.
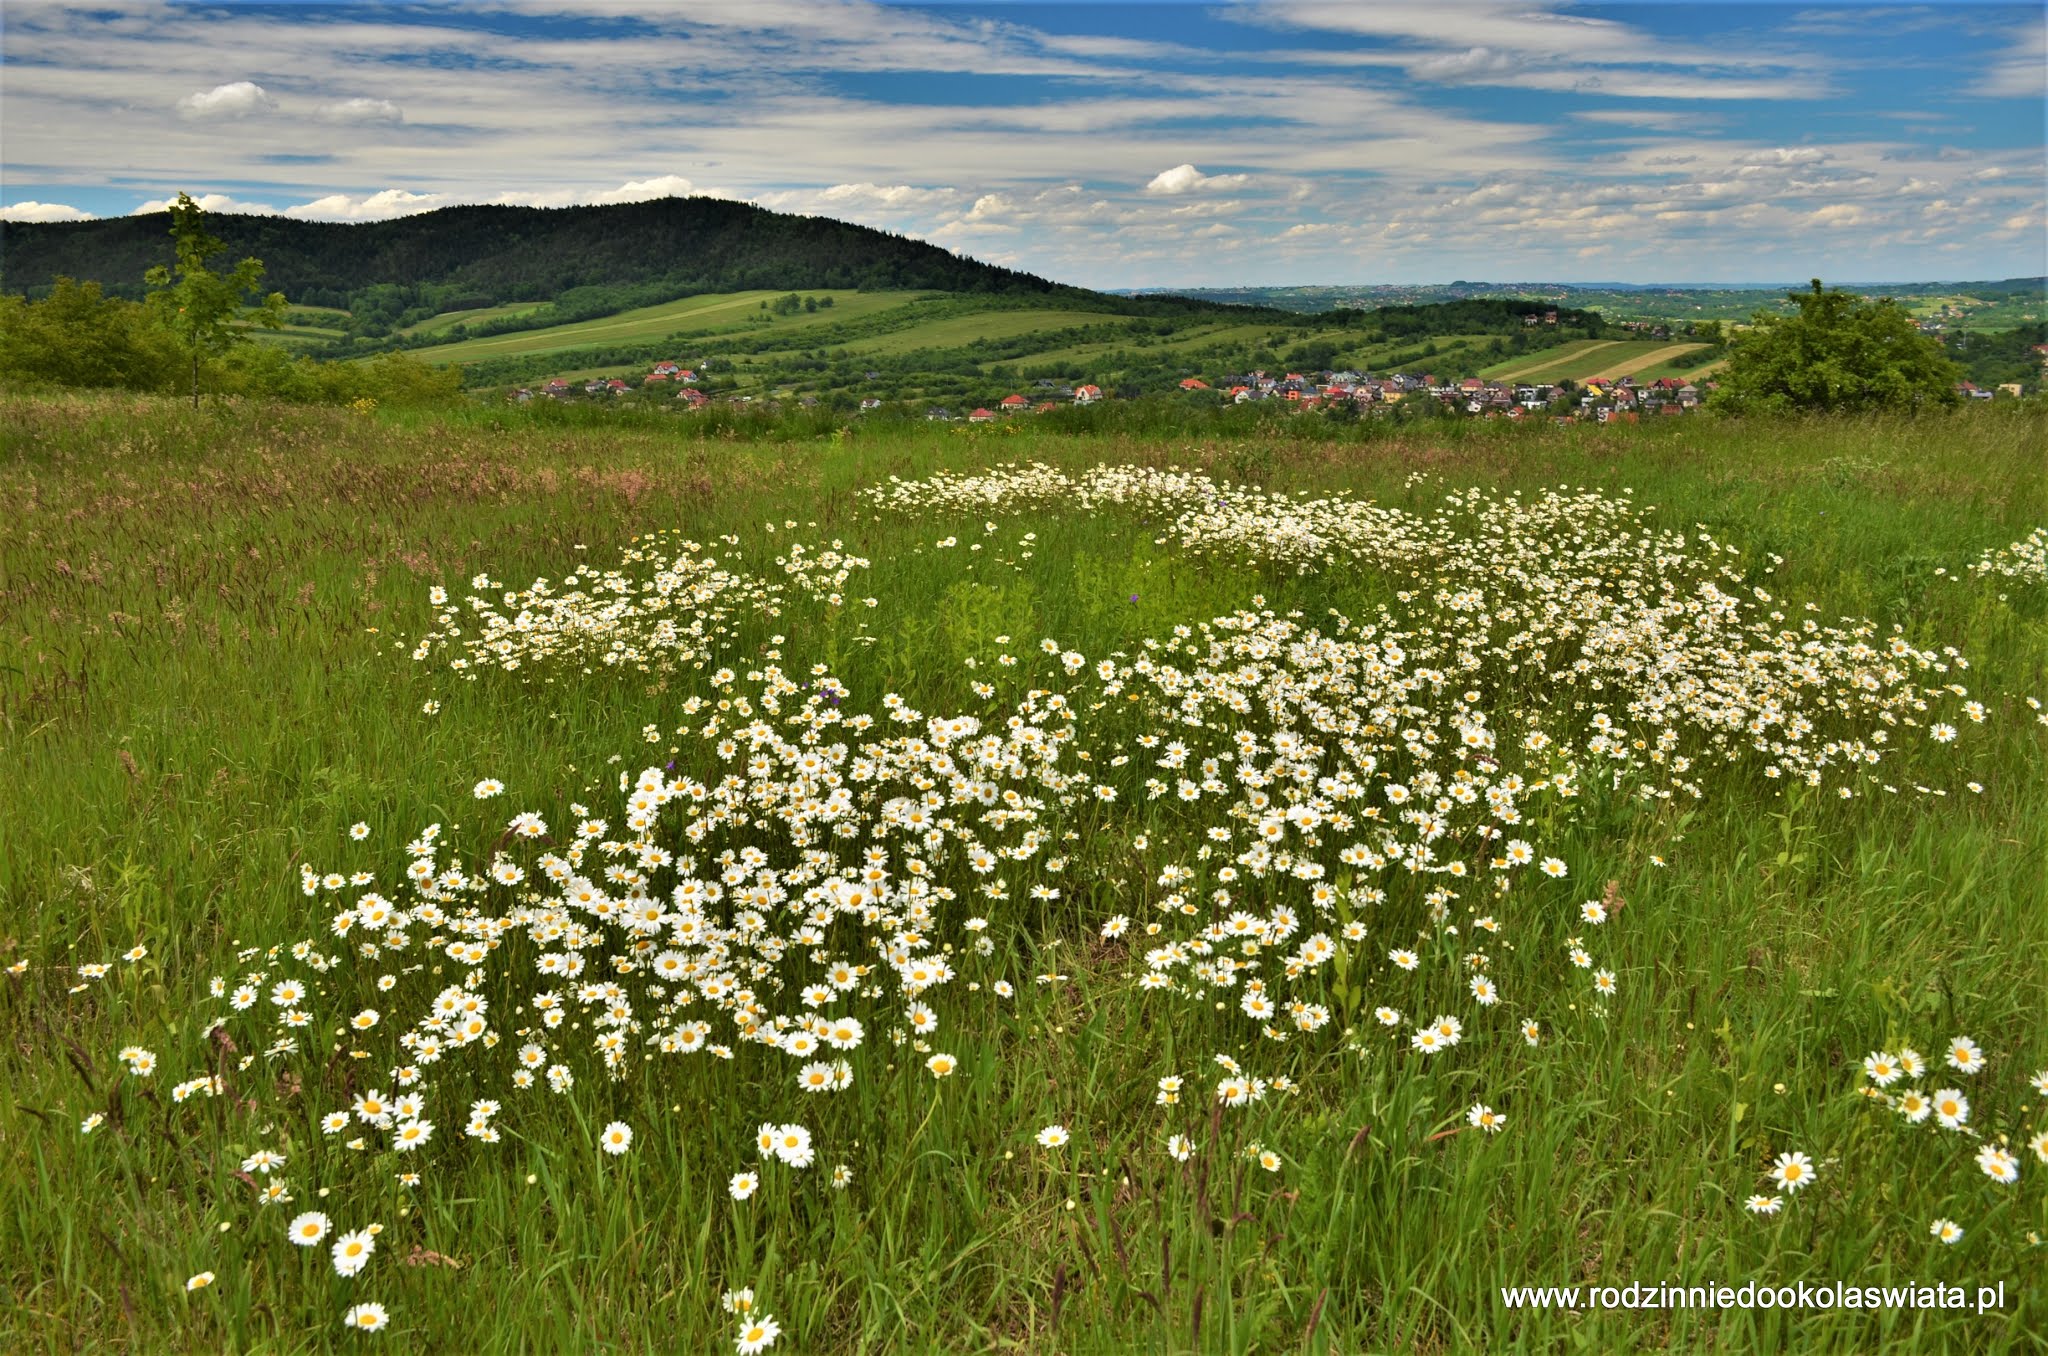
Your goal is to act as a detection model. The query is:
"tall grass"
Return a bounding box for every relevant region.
[1,394,2043,1352]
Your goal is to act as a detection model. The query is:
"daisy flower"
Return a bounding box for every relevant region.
[1745,1195,1782,1215]
[729,1173,759,1200]
[1520,1020,1541,1046]
[1976,1144,2019,1185]
[1036,1124,1070,1149]
[473,779,504,799]
[1946,1037,1986,1075]
[1930,1219,1963,1245]
[772,1124,814,1168]
[2031,1131,2048,1165]
[288,1212,331,1247]
[1769,1151,1815,1193]
[343,1302,390,1332]
[924,1053,957,1078]
[1468,1103,1506,1133]
[1166,1134,1193,1162]
[735,1313,782,1354]
[332,1228,376,1277]
[830,1164,853,1190]
[599,1122,633,1156]
[185,1272,215,1292]
[1863,1052,1902,1087]
[1897,1089,1932,1123]
[1933,1089,1970,1129]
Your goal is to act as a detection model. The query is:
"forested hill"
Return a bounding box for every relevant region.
[0,197,1073,308]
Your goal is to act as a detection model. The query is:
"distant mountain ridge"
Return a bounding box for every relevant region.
[0,197,1074,308]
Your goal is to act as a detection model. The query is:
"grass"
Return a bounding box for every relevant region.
[824,308,1133,359]
[421,290,920,364]
[398,304,550,338]
[1483,339,1710,383]
[1,395,2043,1352]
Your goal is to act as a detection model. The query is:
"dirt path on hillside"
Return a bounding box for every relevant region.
[1605,342,1708,376]
[1489,340,1623,381]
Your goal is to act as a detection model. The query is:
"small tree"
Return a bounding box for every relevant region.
[1715,279,1961,415]
[144,192,287,407]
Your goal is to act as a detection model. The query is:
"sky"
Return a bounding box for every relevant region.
[1,0,2042,287]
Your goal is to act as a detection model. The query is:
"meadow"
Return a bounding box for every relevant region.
[1,395,2043,1353]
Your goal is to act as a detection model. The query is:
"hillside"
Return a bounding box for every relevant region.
[0,196,1073,316]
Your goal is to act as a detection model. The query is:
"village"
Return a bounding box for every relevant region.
[511,361,1722,423]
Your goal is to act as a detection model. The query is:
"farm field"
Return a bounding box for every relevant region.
[984,321,1296,373]
[1482,339,1712,383]
[422,289,922,364]
[400,303,550,337]
[2,397,2043,1353]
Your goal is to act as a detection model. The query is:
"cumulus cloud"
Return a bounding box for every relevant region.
[0,200,96,222]
[318,97,405,125]
[176,81,276,119]
[1144,164,1250,195]
[283,189,448,221]
[132,192,280,215]
[485,175,700,209]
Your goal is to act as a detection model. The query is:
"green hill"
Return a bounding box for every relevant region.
[0,196,1074,316]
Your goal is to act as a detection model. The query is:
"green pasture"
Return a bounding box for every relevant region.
[1,397,2042,1352]
[422,289,919,364]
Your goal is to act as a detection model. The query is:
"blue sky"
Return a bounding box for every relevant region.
[2,1,2042,286]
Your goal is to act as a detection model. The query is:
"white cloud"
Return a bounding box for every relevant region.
[1145,164,1249,195]
[176,80,276,119]
[0,200,96,222]
[132,192,280,215]
[475,175,700,210]
[1406,47,1522,83]
[318,97,405,125]
[1967,18,2046,99]
[283,189,449,221]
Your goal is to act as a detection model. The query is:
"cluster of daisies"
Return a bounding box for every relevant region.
[408,526,873,683]
[1965,526,2047,586]
[1848,1038,2048,1243]
[78,467,2032,1344]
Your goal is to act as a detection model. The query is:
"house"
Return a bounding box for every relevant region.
[1178,377,1211,391]
[968,407,996,423]
[926,407,953,421]
[1073,384,1102,404]
[859,398,883,411]
[606,379,629,393]
[643,372,670,385]
[999,394,1029,411]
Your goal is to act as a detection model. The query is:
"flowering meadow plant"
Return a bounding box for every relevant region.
[25,430,2042,1348]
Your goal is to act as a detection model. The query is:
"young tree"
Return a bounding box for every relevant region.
[143,192,287,406]
[1715,279,1961,415]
